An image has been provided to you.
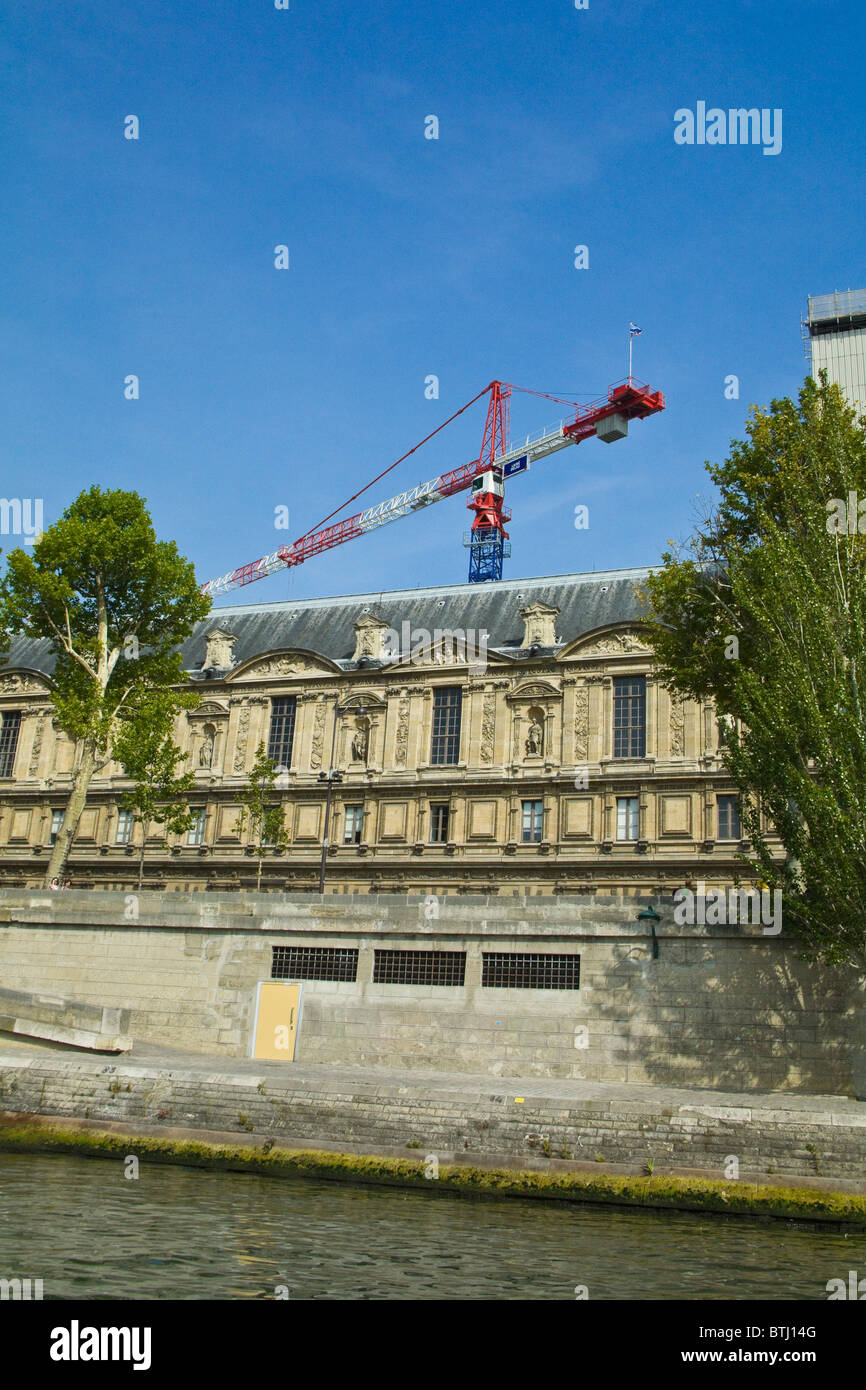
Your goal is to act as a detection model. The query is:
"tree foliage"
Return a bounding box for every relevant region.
[236,742,288,891]
[0,486,210,882]
[642,375,866,965]
[113,691,198,889]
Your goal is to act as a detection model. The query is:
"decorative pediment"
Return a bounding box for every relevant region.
[228,649,342,681]
[507,679,562,702]
[0,669,51,694]
[341,691,386,711]
[561,626,651,658]
[520,601,560,649]
[389,631,490,670]
[187,701,229,720]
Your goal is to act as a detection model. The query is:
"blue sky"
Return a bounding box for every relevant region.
[1,0,863,608]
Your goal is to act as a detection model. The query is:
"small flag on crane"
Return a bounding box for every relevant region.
[629,322,643,337]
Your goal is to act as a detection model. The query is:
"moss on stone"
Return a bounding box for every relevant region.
[0,1120,863,1227]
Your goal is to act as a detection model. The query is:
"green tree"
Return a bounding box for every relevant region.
[642,375,866,965]
[113,691,198,889]
[236,742,288,891]
[0,487,210,884]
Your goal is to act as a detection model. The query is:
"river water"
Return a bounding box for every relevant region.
[0,1152,861,1300]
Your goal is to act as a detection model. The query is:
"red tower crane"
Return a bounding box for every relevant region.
[201,376,665,599]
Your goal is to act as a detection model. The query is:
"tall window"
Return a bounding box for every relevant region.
[115,809,134,845]
[431,687,462,765]
[717,795,741,840]
[0,711,21,778]
[187,809,206,846]
[616,796,639,841]
[613,676,646,758]
[49,809,65,846]
[429,803,450,843]
[343,805,363,845]
[267,697,297,770]
[522,799,544,843]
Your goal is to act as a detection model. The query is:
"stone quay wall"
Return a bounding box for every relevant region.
[2,1052,865,1184]
[0,890,862,1098]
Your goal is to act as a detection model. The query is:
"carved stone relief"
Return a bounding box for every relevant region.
[310,702,326,771]
[233,703,250,773]
[480,691,495,764]
[573,684,589,761]
[670,695,685,757]
[395,698,410,767]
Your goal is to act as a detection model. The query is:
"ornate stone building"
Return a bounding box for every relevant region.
[0,568,769,895]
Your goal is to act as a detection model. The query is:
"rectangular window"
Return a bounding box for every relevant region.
[613,676,646,758]
[272,945,358,982]
[115,809,134,845]
[343,804,363,845]
[717,794,742,840]
[0,711,22,778]
[429,803,449,843]
[187,809,206,846]
[616,796,639,841]
[482,953,581,990]
[430,687,462,765]
[522,799,543,843]
[49,809,65,846]
[267,696,297,771]
[373,950,466,986]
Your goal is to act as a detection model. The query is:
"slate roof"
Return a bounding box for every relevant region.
[2,567,652,679]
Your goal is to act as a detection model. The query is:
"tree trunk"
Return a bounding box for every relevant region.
[256,851,263,893]
[43,739,98,885]
[138,837,146,891]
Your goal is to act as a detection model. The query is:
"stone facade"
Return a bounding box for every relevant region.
[0,891,862,1096]
[0,567,775,895]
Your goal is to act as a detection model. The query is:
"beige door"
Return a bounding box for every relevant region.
[252,981,301,1060]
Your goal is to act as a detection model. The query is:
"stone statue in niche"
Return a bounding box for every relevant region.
[351,725,368,763]
[199,724,216,769]
[525,719,543,757]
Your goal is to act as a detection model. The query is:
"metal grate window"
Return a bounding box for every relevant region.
[482,952,581,990]
[374,949,466,986]
[268,696,297,770]
[430,687,462,765]
[613,676,646,758]
[272,945,359,982]
[0,711,21,778]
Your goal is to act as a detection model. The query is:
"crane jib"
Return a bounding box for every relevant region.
[199,377,665,596]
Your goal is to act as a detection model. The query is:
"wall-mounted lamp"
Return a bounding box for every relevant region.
[637,905,661,959]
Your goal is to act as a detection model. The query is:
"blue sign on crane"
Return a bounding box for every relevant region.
[503,454,529,479]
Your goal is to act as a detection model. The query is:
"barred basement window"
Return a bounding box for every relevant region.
[373,949,466,986]
[271,945,359,982]
[482,952,581,990]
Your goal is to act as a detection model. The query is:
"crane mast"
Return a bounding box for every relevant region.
[201,376,665,600]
